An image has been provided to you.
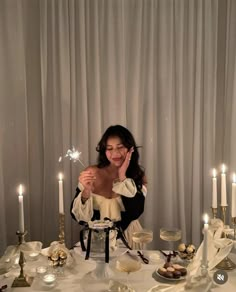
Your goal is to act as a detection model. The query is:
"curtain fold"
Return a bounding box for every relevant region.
[1,0,236,255]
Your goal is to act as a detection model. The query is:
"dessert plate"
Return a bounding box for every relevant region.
[155,267,187,281]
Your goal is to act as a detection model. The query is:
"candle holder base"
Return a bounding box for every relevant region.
[215,256,236,270]
[185,263,214,291]
[11,251,34,287]
[11,275,34,287]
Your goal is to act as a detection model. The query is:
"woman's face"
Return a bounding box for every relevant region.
[105,136,128,167]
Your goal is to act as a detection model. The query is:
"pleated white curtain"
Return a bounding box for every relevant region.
[1,0,236,256]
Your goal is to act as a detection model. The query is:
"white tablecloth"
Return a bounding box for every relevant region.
[1,247,236,292]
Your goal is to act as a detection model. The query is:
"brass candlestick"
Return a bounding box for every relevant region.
[221,206,227,226]
[215,209,236,270]
[211,208,218,219]
[59,213,65,244]
[16,230,27,245]
[232,217,236,240]
[11,251,34,287]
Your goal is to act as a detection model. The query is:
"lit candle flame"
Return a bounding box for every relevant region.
[221,164,226,174]
[203,213,209,224]
[212,168,217,178]
[18,184,23,196]
[59,173,63,181]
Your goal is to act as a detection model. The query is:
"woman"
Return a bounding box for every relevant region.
[70,125,147,248]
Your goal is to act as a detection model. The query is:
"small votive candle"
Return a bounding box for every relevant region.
[36,266,47,276]
[43,273,56,285]
[29,252,39,260]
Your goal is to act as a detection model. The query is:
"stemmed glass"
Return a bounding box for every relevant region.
[115,253,141,292]
[132,229,153,263]
[160,227,182,263]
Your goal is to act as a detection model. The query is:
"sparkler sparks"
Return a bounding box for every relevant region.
[59,147,85,167]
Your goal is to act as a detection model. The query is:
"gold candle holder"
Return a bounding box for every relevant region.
[215,212,236,270]
[59,213,65,244]
[211,208,217,219]
[16,230,27,245]
[232,217,236,240]
[221,206,227,226]
[11,251,34,287]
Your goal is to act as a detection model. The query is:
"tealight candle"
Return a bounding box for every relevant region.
[29,252,39,260]
[43,273,56,285]
[36,266,47,275]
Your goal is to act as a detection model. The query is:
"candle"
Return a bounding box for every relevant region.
[18,184,25,233]
[28,252,39,261]
[202,214,209,267]
[232,174,236,217]
[58,173,64,214]
[36,266,47,276]
[212,169,217,208]
[221,164,227,206]
[43,273,56,285]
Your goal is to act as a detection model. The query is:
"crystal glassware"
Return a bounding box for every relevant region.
[116,254,141,292]
[160,227,182,263]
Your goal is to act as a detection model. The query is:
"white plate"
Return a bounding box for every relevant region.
[155,268,186,281]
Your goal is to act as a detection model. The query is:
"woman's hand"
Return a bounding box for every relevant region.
[79,170,96,198]
[118,147,134,181]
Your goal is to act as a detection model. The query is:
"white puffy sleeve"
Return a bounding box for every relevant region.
[112,178,137,197]
[71,183,93,222]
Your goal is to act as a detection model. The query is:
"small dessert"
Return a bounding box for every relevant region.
[158,262,187,279]
[166,266,175,272]
[178,242,196,260]
[173,270,182,279]
[178,243,186,252]
[164,271,174,278]
[163,262,172,268]
[158,267,167,276]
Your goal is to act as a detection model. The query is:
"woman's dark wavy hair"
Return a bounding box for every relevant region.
[96,125,145,189]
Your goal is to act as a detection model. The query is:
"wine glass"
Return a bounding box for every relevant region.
[160,227,182,263]
[115,254,141,292]
[132,229,153,263]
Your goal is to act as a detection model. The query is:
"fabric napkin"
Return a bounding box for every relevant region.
[188,218,233,274]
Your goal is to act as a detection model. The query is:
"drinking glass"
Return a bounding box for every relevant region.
[132,229,153,263]
[160,227,182,262]
[116,254,141,292]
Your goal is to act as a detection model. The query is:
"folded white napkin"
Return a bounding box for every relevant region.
[188,218,233,273]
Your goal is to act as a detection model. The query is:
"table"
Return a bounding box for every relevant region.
[1,247,236,292]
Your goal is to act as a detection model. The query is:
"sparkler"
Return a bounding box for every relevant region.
[58,147,85,167]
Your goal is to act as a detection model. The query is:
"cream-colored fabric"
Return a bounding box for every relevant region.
[112,178,137,197]
[187,218,234,281]
[124,219,143,250]
[71,179,140,222]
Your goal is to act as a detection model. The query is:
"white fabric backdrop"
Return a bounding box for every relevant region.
[1,0,236,256]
